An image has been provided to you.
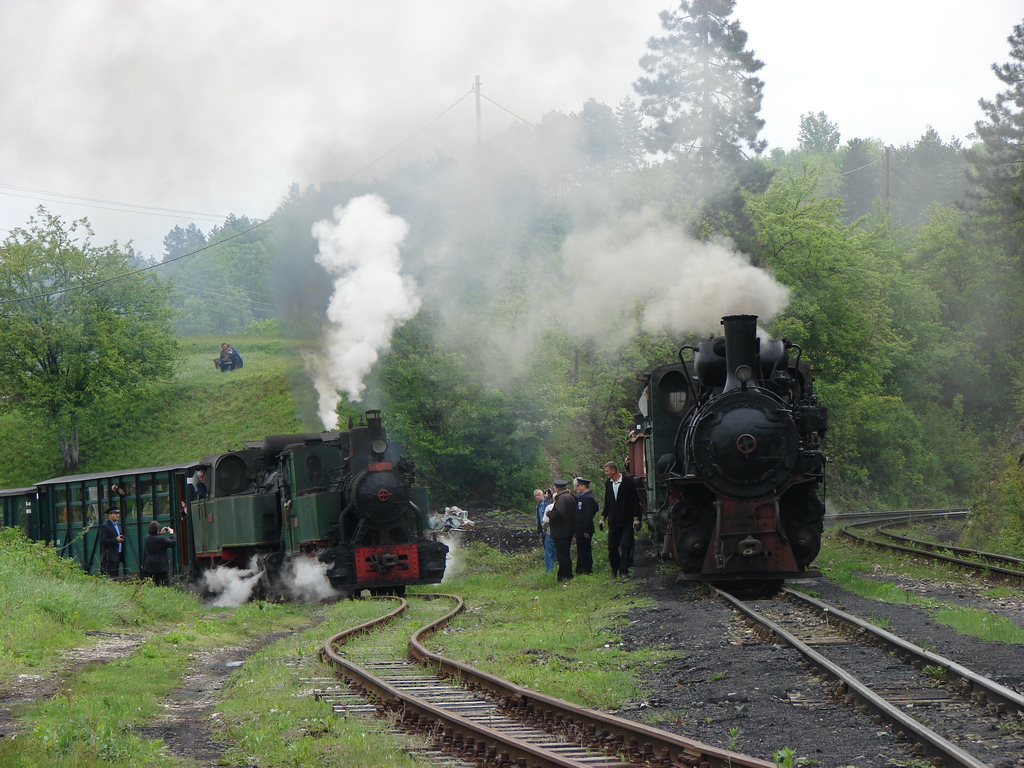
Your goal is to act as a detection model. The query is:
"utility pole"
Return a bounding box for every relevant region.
[884,145,891,227]
[475,74,482,147]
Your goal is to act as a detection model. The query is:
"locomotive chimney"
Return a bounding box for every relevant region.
[721,315,759,392]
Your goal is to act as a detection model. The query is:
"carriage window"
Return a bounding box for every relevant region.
[113,478,137,521]
[137,476,154,521]
[154,475,171,519]
[86,484,101,527]
[54,486,69,526]
[68,484,84,525]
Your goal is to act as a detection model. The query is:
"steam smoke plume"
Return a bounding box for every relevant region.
[559,208,790,338]
[305,194,421,429]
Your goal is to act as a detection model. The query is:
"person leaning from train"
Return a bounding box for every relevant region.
[142,520,177,586]
[546,479,577,582]
[98,507,127,578]
[573,477,598,575]
[533,488,556,572]
[601,461,641,578]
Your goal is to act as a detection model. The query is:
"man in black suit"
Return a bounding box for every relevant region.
[98,507,127,578]
[601,461,641,578]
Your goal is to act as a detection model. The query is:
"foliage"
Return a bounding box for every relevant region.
[964,20,1024,261]
[0,209,179,471]
[379,317,547,505]
[748,169,983,507]
[797,111,841,154]
[161,215,275,335]
[634,0,766,179]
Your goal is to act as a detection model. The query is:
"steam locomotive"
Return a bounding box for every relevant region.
[628,315,828,582]
[0,410,449,596]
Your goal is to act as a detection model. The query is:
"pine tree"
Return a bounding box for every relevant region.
[964,20,1024,261]
[634,0,766,180]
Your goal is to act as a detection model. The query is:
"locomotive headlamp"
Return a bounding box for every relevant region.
[371,438,388,454]
[735,364,754,383]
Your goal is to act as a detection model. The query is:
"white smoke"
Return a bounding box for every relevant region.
[558,208,791,340]
[304,194,422,430]
[199,555,343,607]
[438,532,464,582]
[282,557,343,603]
[200,561,264,608]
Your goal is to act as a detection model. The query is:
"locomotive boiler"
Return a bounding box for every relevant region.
[630,315,827,582]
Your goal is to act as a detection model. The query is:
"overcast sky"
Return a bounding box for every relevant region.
[0,1,1019,258]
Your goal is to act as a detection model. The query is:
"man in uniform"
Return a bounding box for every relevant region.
[546,479,577,582]
[573,477,598,575]
[98,507,127,578]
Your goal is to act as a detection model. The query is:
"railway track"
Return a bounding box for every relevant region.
[839,509,1024,582]
[317,593,775,768]
[716,586,1024,768]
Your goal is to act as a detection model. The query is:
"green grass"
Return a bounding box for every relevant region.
[811,530,1024,644]
[426,541,663,709]
[0,334,323,488]
[0,524,670,768]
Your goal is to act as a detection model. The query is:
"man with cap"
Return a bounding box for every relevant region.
[546,479,577,582]
[573,477,598,575]
[98,507,127,578]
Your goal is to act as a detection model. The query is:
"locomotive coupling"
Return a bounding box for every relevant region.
[738,536,765,556]
[370,552,401,572]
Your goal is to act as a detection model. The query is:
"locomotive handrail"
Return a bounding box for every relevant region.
[676,344,700,407]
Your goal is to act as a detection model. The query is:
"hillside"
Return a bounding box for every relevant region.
[0,336,316,489]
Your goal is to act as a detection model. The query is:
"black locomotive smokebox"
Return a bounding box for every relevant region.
[355,469,410,524]
[691,390,800,497]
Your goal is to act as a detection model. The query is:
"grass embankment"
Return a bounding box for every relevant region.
[810,527,1024,644]
[0,520,661,768]
[0,335,317,488]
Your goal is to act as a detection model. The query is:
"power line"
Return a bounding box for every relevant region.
[480,93,536,127]
[331,89,476,184]
[817,160,879,182]
[173,281,274,308]
[0,86,486,306]
[0,182,227,221]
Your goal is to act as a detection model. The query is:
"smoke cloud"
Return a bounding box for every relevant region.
[304,194,421,430]
[199,556,343,607]
[558,208,791,341]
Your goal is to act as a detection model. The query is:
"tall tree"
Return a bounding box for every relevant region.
[0,209,178,470]
[634,0,766,180]
[964,19,1024,262]
[797,111,841,154]
[889,129,966,230]
[839,138,884,223]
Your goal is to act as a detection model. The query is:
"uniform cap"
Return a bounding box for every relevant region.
[552,479,568,487]
[574,477,591,486]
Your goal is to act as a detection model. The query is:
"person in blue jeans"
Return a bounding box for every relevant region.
[533,488,556,572]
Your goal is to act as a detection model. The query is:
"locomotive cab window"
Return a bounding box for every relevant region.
[658,370,690,415]
[305,454,324,485]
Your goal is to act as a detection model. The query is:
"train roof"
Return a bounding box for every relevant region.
[34,462,201,487]
[0,486,38,498]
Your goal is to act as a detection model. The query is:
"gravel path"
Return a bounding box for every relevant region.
[615,544,1024,768]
